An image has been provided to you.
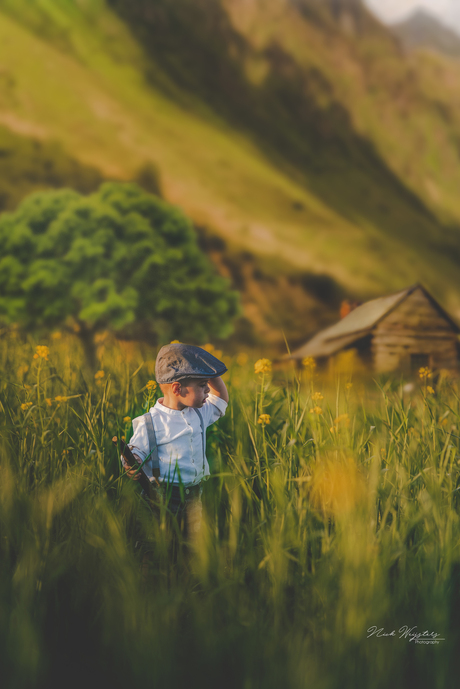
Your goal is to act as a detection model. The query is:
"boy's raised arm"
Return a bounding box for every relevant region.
[208,376,229,403]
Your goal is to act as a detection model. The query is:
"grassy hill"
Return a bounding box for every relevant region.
[1,0,460,348]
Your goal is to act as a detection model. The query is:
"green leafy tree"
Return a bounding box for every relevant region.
[0,183,240,366]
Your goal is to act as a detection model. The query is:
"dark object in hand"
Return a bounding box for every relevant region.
[112,436,159,502]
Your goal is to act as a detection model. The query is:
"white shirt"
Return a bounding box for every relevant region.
[124,393,227,486]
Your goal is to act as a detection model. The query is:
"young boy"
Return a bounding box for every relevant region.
[123,343,229,539]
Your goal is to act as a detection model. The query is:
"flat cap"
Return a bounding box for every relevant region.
[155,343,227,384]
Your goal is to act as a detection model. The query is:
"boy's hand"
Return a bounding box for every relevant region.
[126,453,143,481]
[208,376,229,403]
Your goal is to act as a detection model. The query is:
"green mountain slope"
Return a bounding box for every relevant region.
[0,125,103,211]
[1,0,460,344]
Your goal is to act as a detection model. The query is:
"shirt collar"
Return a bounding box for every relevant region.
[152,398,190,415]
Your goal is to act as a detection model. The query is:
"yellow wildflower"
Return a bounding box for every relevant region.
[312,392,324,401]
[146,380,157,392]
[302,357,316,370]
[54,396,68,403]
[346,383,353,390]
[419,367,432,380]
[202,343,214,352]
[427,386,435,395]
[254,358,272,374]
[236,352,248,366]
[21,402,32,411]
[94,370,105,380]
[45,398,53,407]
[309,406,323,415]
[51,331,62,340]
[170,340,180,344]
[334,414,350,427]
[123,416,131,424]
[33,345,49,361]
[310,455,366,516]
[258,414,271,426]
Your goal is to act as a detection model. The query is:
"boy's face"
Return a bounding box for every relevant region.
[178,378,210,408]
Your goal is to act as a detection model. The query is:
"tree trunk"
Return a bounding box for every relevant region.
[78,325,98,371]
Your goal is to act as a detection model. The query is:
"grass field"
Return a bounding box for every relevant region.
[1,331,459,688]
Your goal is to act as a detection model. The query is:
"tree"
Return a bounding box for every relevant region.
[0,183,240,366]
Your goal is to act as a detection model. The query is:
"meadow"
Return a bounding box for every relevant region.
[1,331,459,689]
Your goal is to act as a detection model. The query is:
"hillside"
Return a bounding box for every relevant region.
[1,0,460,349]
[391,9,460,59]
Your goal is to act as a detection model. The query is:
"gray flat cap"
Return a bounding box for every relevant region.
[155,343,227,383]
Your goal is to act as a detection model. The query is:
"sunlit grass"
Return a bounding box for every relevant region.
[1,332,459,687]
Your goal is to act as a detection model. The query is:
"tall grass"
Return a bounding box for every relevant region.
[1,332,459,689]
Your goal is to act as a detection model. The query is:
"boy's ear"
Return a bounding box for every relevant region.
[171,381,183,396]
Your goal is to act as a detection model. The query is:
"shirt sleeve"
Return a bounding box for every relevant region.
[120,415,149,468]
[200,392,228,428]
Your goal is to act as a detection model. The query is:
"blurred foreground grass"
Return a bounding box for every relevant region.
[1,331,460,689]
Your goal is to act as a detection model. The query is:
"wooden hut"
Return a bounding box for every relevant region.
[289,284,460,374]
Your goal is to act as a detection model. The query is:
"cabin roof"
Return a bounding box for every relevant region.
[289,284,460,360]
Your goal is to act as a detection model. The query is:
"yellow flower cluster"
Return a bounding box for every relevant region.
[94,370,105,380]
[146,380,157,392]
[312,392,323,401]
[51,331,62,340]
[45,398,52,407]
[427,386,435,395]
[55,396,69,403]
[302,357,316,370]
[309,406,323,415]
[33,345,49,361]
[419,367,432,380]
[330,413,350,432]
[21,402,32,411]
[258,414,271,426]
[254,358,272,374]
[123,416,132,424]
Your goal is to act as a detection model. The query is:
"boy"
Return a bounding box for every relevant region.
[123,343,229,539]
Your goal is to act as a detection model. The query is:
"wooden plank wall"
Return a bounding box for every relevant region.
[372,288,459,373]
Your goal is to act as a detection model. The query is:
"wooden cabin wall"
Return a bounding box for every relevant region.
[372,288,459,373]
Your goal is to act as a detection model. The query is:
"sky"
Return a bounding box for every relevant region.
[365,0,460,29]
